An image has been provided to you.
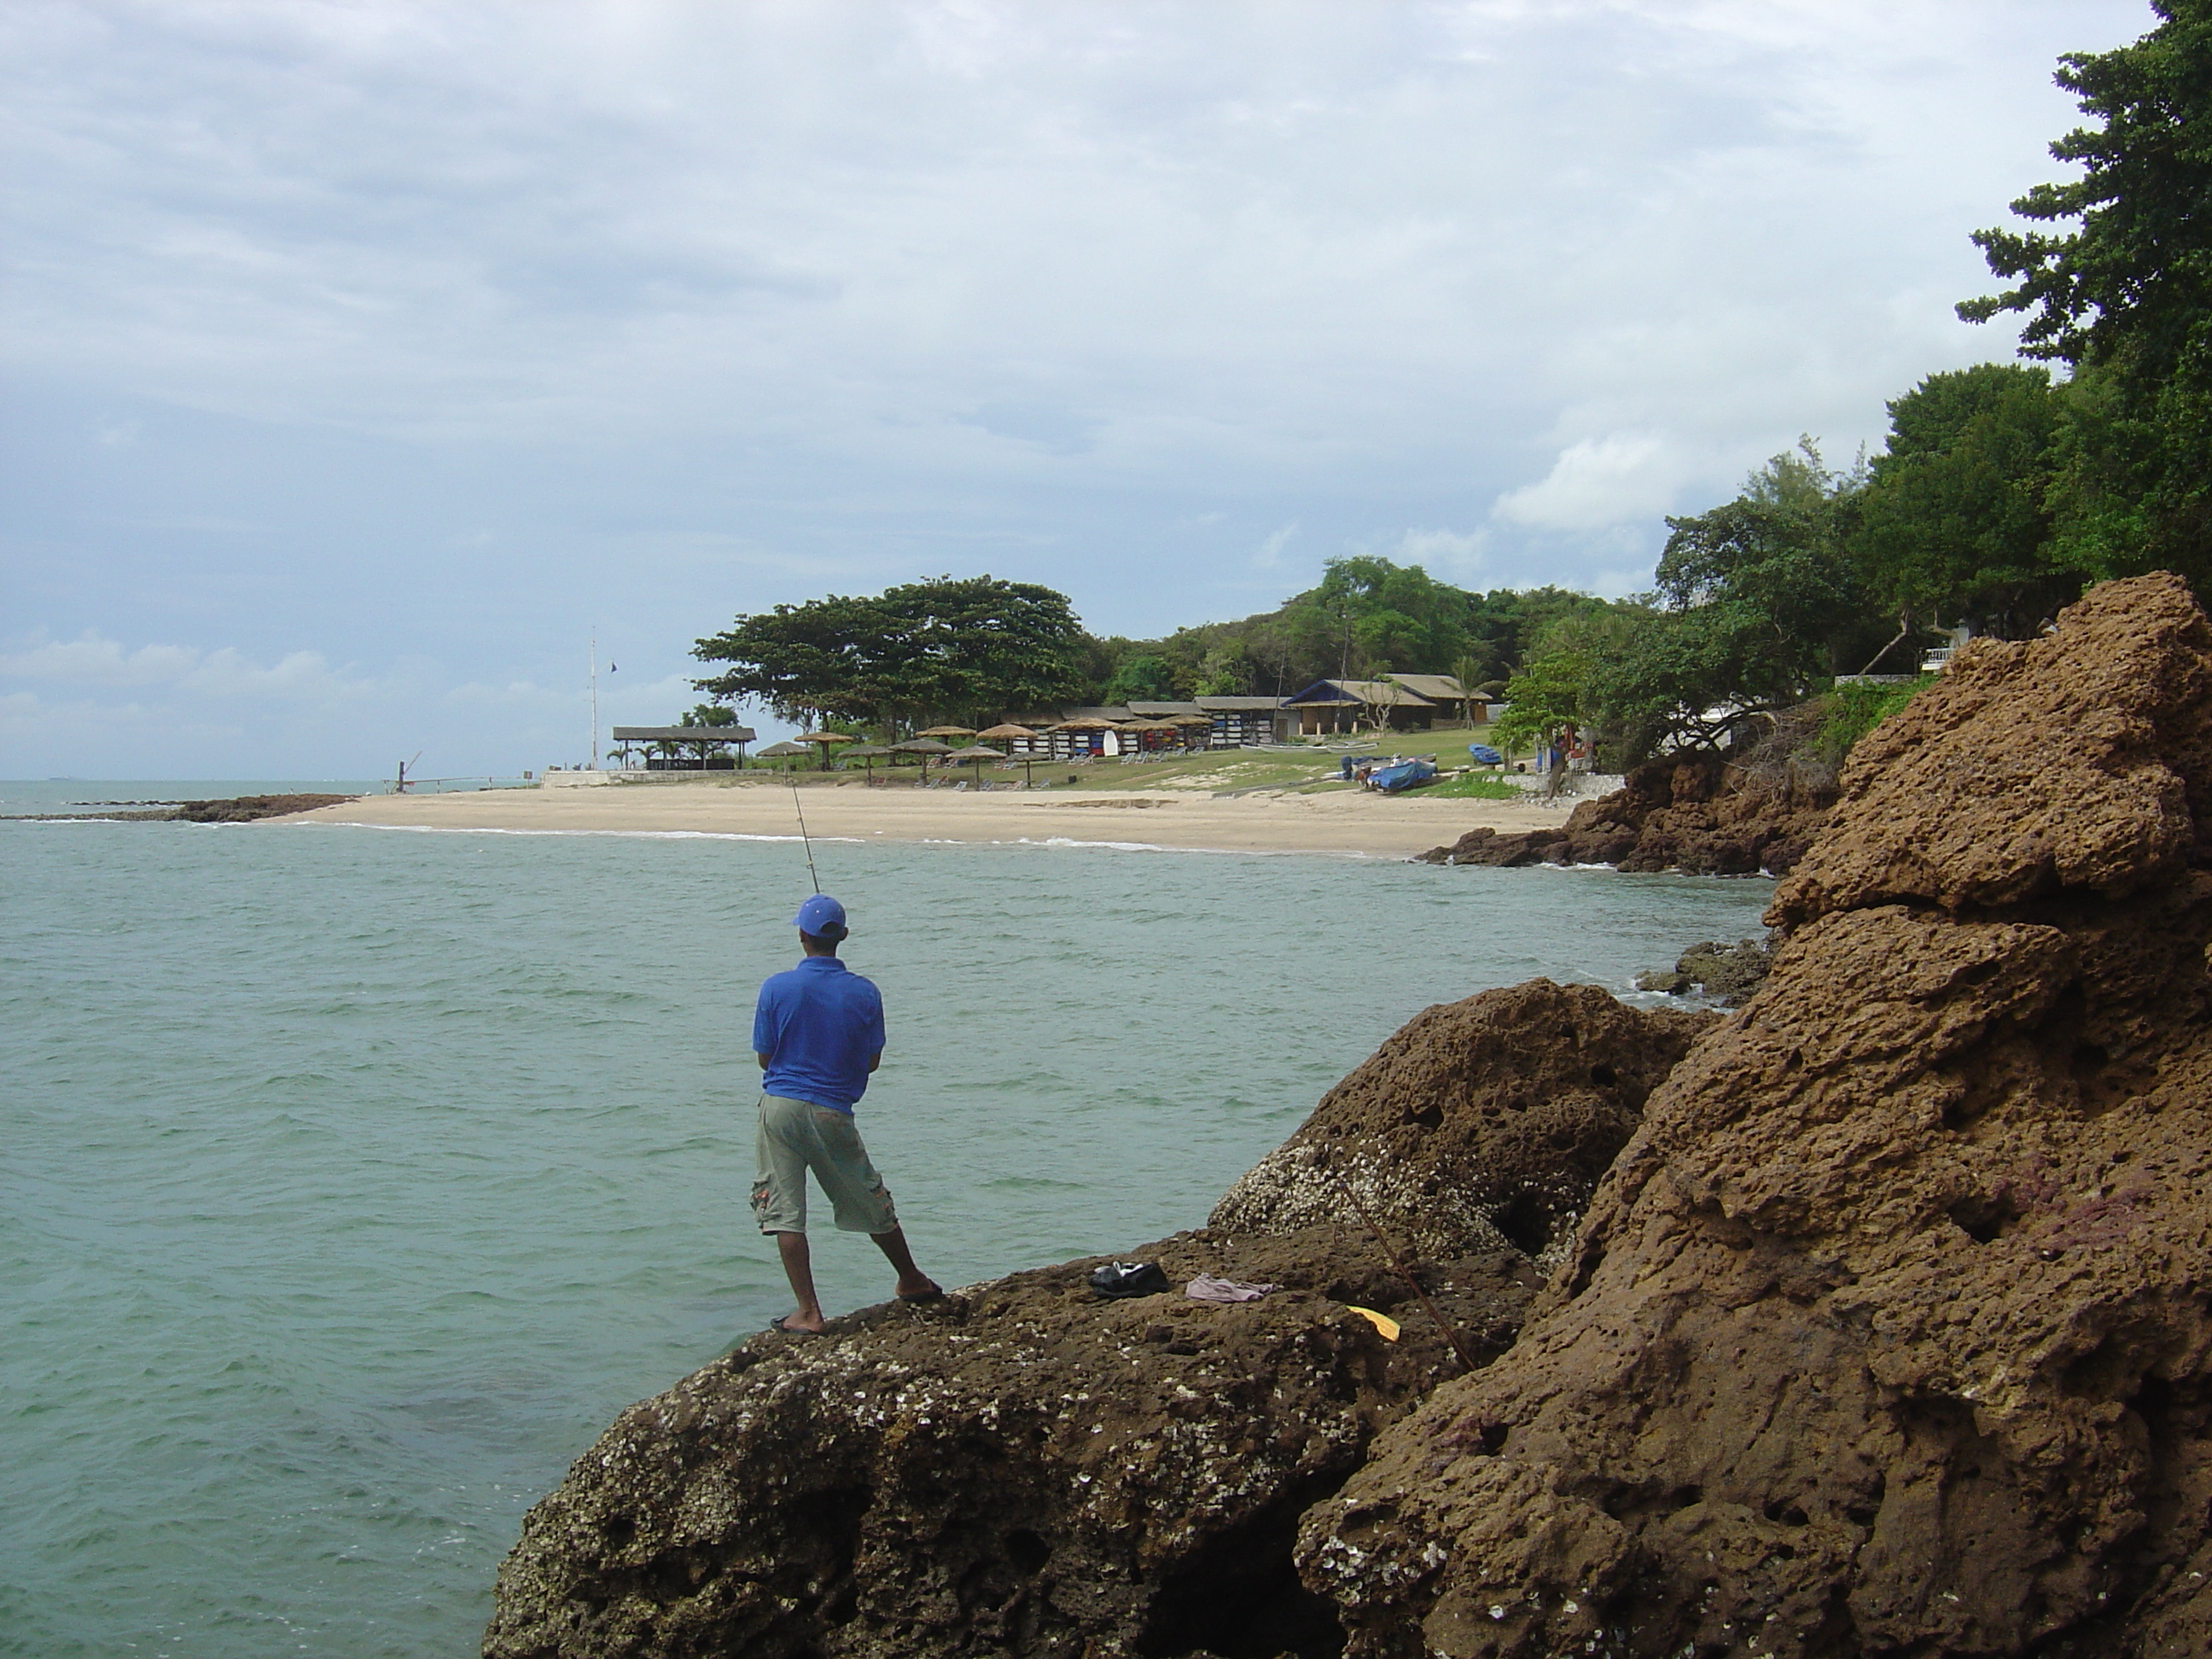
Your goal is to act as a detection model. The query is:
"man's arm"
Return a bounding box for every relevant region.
[757,1052,771,1070]
[868,1051,881,1074]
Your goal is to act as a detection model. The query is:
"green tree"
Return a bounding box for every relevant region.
[1460,585,1616,684]
[692,575,1089,729]
[682,703,738,727]
[1491,649,1589,760]
[1853,364,2075,649]
[1101,653,1177,703]
[1959,0,2212,581]
[1266,556,1472,680]
[1192,643,1251,696]
[1584,443,1877,763]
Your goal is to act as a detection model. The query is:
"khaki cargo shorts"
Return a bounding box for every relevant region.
[750,1093,899,1236]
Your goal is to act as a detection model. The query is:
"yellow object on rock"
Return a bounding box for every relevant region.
[1343,1306,1400,1342]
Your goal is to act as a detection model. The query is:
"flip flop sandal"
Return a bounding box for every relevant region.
[766,1316,824,1336]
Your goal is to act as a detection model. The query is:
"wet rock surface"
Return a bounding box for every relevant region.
[1302,574,2212,1657]
[1419,728,1838,877]
[1633,937,1774,1006]
[1210,981,1712,1272]
[486,1227,1537,1659]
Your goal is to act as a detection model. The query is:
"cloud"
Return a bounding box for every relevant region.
[1253,522,1298,568]
[0,629,725,776]
[1492,434,1680,533]
[0,0,2155,771]
[0,631,384,702]
[1388,526,1488,577]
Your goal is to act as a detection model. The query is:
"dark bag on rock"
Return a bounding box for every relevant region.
[1088,1261,1170,1299]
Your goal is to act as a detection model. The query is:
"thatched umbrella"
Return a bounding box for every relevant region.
[917,725,977,740]
[841,743,895,783]
[977,721,1039,764]
[795,731,856,771]
[891,736,954,782]
[941,743,1006,785]
[754,739,810,773]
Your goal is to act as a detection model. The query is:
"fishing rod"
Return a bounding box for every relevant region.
[788,772,821,894]
[1327,1164,1480,1377]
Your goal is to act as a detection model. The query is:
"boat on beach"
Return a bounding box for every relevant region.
[1365,757,1437,794]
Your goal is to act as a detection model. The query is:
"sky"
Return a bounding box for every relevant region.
[0,0,2158,779]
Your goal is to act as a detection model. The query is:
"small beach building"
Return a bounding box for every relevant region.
[1381,674,1480,725]
[611,725,758,770]
[1282,679,1438,736]
[1195,696,1291,747]
[1047,716,1119,759]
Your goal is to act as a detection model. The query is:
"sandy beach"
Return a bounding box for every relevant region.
[288,776,1578,859]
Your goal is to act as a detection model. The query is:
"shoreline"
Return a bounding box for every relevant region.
[281,778,1579,860]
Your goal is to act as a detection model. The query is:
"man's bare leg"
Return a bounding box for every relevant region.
[870,1226,940,1299]
[772,1231,827,1333]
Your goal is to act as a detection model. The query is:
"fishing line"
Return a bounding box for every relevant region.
[788,772,822,894]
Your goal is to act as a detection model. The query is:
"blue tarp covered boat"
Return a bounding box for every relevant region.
[1367,758,1437,794]
[1466,743,1503,765]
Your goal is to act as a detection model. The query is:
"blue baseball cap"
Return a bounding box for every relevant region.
[793,894,848,940]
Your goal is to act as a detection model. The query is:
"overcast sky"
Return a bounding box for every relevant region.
[0,0,2154,778]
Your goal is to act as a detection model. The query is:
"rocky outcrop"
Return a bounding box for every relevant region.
[1299,574,2212,1657]
[1633,937,1773,1006]
[174,793,358,821]
[1210,981,1712,1272]
[491,575,2212,1659]
[1419,717,1839,876]
[6,793,358,824]
[486,1226,1537,1659]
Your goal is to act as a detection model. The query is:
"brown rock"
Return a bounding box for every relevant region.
[1210,981,1714,1269]
[171,793,358,822]
[1417,731,1837,876]
[485,1226,1538,1659]
[1770,572,2212,925]
[1299,574,2212,1657]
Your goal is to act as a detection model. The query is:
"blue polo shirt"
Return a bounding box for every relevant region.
[752,957,886,1112]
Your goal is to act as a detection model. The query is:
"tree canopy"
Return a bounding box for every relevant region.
[1959,0,2212,581]
[1854,365,2070,639]
[692,575,1089,731]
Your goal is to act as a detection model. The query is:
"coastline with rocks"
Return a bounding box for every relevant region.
[483,573,2212,1658]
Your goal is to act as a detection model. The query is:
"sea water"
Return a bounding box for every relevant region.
[0,782,1774,1658]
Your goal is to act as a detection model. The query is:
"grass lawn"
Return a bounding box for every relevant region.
[1056,749,1348,792]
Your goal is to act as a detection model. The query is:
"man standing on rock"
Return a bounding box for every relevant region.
[752,894,940,1335]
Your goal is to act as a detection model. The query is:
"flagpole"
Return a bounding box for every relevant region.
[589,633,599,771]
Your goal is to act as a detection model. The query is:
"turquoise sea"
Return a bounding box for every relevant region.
[0,780,1773,1657]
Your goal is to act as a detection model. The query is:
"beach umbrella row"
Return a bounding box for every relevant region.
[761,713,1204,779]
